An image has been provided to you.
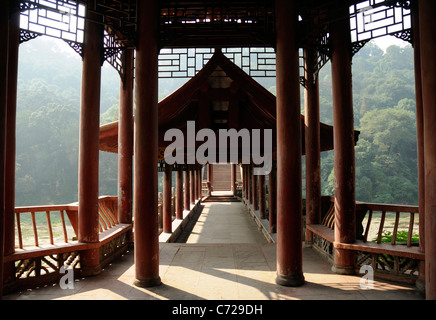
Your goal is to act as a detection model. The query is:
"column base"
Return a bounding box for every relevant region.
[415,277,426,295]
[80,265,102,277]
[80,248,102,277]
[275,273,305,287]
[303,241,313,248]
[331,265,356,275]
[134,276,162,288]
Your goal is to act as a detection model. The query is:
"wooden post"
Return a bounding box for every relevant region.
[419,0,436,300]
[231,164,237,195]
[0,0,10,298]
[118,48,134,225]
[412,6,426,293]
[242,165,246,200]
[176,166,184,219]
[330,2,356,275]
[133,0,161,288]
[78,0,104,275]
[252,169,258,211]
[258,174,266,219]
[210,164,213,193]
[184,168,190,210]
[247,165,252,204]
[304,47,321,245]
[3,4,19,287]
[190,167,195,204]
[194,167,199,200]
[198,166,202,199]
[268,166,277,233]
[163,164,172,233]
[275,0,305,286]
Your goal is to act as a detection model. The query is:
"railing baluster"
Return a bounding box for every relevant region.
[16,212,23,249]
[392,211,400,245]
[377,210,386,244]
[407,212,415,247]
[364,209,373,242]
[46,210,54,245]
[60,210,68,243]
[31,211,39,247]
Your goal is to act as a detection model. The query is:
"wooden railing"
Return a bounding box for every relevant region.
[13,196,131,249]
[14,204,78,249]
[97,196,119,232]
[308,197,420,246]
[307,197,423,284]
[5,189,206,293]
[5,196,132,292]
[360,202,419,246]
[13,187,201,248]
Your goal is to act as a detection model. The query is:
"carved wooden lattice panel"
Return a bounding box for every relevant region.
[313,233,334,258]
[158,47,276,78]
[99,232,128,263]
[19,0,86,43]
[15,251,80,280]
[355,250,419,279]
[349,0,412,44]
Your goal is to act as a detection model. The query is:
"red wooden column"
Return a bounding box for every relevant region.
[184,168,190,210]
[3,5,19,287]
[245,165,249,201]
[231,164,237,195]
[118,48,134,225]
[268,166,276,233]
[0,0,10,299]
[304,47,322,245]
[133,0,161,288]
[163,164,172,233]
[242,166,246,199]
[247,165,252,204]
[193,167,197,200]
[419,0,436,300]
[412,6,426,292]
[275,0,305,286]
[208,164,213,190]
[190,167,195,204]
[330,2,356,275]
[198,166,202,199]
[176,166,184,219]
[78,1,104,275]
[252,166,258,210]
[194,167,199,200]
[258,174,266,219]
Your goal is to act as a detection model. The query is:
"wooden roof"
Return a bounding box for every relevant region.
[99,49,359,160]
[93,0,377,49]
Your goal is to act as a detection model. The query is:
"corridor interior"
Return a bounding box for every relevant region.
[4,192,423,300]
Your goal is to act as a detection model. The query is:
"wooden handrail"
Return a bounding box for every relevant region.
[322,198,420,247]
[13,196,120,249]
[362,202,419,246]
[14,193,184,249]
[14,204,76,249]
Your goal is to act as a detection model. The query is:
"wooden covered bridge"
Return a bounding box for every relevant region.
[0,0,435,300]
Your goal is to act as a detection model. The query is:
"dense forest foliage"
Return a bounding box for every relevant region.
[317,42,417,205]
[14,37,418,207]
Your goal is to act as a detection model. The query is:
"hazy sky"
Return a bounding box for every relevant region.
[372,35,409,52]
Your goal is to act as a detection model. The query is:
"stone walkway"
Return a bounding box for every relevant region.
[186,196,268,244]
[3,194,424,300]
